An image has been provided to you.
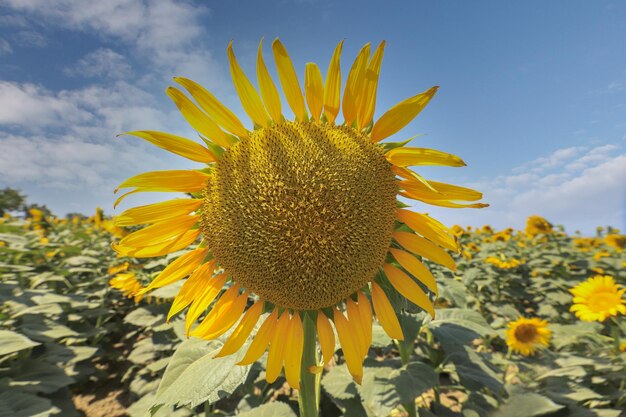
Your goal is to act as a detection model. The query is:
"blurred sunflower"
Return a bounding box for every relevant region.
[604,234,626,251]
[109,272,144,303]
[570,275,626,322]
[505,317,551,356]
[112,39,487,387]
[525,215,552,237]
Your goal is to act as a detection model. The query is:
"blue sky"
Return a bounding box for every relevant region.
[0,0,625,234]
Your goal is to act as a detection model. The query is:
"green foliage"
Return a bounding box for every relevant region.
[1,211,625,416]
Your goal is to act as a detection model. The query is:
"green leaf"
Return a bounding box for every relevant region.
[491,388,564,417]
[370,322,392,348]
[0,330,40,356]
[0,390,58,417]
[9,360,74,394]
[448,347,504,397]
[63,255,100,266]
[322,364,358,401]
[359,362,437,417]
[428,309,494,337]
[237,402,297,417]
[124,306,164,327]
[150,337,250,411]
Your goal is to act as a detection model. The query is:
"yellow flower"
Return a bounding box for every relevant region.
[108,262,130,275]
[485,255,523,269]
[0,241,5,247]
[451,225,466,237]
[605,234,626,250]
[593,250,610,261]
[505,317,551,356]
[573,237,600,252]
[480,225,494,234]
[109,273,144,303]
[39,237,49,245]
[112,39,486,388]
[525,215,552,237]
[620,341,626,353]
[570,275,626,322]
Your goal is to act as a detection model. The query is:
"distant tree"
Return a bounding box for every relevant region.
[0,187,27,216]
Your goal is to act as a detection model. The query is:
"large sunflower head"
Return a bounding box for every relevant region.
[505,317,551,356]
[112,39,487,387]
[570,275,626,322]
[525,215,553,237]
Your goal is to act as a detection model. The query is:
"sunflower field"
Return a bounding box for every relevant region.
[1,208,624,417]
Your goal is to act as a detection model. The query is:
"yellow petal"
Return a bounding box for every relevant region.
[323,40,343,124]
[284,313,304,390]
[398,193,490,209]
[228,42,270,127]
[391,165,439,192]
[113,229,200,258]
[371,86,438,142]
[346,298,367,359]
[115,170,209,195]
[396,209,458,252]
[393,231,457,271]
[316,311,336,365]
[238,309,279,365]
[120,130,216,163]
[174,77,249,138]
[371,282,403,340]
[272,39,307,121]
[216,301,264,358]
[166,87,233,148]
[266,311,290,383]
[257,39,283,123]
[167,261,215,321]
[117,215,198,248]
[185,272,227,334]
[386,147,465,167]
[141,247,208,293]
[192,286,248,340]
[357,292,373,349]
[342,43,370,126]
[305,63,324,122]
[115,199,202,227]
[333,308,363,384]
[383,263,435,318]
[356,41,385,129]
[388,248,438,296]
[400,180,483,202]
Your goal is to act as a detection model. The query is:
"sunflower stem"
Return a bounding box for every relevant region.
[299,313,320,417]
[610,318,621,355]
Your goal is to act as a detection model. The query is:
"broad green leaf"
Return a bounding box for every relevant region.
[0,330,40,356]
[237,402,297,417]
[0,390,58,417]
[124,307,164,327]
[150,337,250,411]
[9,360,74,394]
[322,363,358,401]
[491,388,564,417]
[63,255,100,266]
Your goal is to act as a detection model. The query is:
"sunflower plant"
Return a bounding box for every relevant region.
[112,39,486,416]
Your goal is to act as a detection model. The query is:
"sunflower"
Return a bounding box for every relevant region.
[113,39,486,388]
[525,215,552,237]
[505,317,551,356]
[570,275,626,322]
[604,234,626,251]
[109,272,144,303]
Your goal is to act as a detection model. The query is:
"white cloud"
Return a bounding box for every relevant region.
[0,81,92,127]
[0,38,12,55]
[11,30,47,48]
[425,145,626,234]
[65,48,132,79]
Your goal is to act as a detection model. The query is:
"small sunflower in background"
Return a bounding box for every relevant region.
[525,215,553,237]
[112,39,487,389]
[570,275,626,322]
[604,234,626,251]
[109,272,144,303]
[505,317,551,356]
